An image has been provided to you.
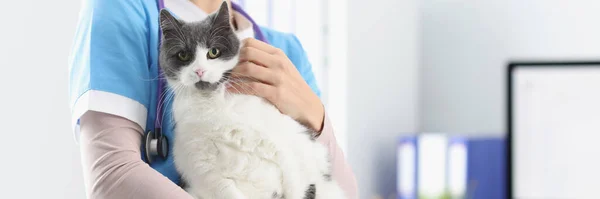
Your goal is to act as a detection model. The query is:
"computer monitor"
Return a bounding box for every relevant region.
[508,61,600,199]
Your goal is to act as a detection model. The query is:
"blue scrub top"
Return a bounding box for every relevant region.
[69,0,320,184]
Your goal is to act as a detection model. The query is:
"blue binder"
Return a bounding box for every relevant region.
[466,138,506,199]
[397,136,506,199]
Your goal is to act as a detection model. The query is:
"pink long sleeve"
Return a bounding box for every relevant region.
[316,115,359,199]
[79,111,193,199]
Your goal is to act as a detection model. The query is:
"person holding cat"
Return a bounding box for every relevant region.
[69,0,357,198]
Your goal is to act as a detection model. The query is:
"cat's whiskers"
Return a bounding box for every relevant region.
[208,25,232,38]
[158,83,184,127]
[226,73,267,96]
[165,44,185,56]
[226,79,261,96]
[226,81,247,96]
[166,83,196,129]
[156,60,180,78]
[140,75,169,82]
[210,36,233,52]
[227,71,263,83]
[218,76,248,96]
[160,13,186,42]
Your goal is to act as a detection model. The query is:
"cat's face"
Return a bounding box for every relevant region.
[159,2,239,91]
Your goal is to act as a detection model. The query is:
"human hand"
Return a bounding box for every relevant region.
[226,38,325,132]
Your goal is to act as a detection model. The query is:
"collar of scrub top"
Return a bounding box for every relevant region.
[155,0,268,132]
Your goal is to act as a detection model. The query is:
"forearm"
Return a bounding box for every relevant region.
[79,111,193,199]
[316,114,359,199]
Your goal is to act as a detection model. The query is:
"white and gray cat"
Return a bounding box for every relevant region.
[158,2,345,199]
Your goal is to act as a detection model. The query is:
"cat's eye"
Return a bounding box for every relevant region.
[177,51,191,62]
[207,48,221,59]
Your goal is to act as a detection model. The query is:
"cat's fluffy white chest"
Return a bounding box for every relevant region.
[171,92,323,198]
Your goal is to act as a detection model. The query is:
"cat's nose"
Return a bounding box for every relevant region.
[195,69,205,77]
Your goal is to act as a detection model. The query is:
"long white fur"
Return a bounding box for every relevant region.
[168,33,346,199]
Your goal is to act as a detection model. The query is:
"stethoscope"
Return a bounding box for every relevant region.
[143,0,269,164]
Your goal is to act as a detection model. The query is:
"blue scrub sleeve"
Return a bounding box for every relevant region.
[287,35,322,97]
[69,0,154,130]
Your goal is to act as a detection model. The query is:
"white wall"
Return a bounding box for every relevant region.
[347,0,419,198]
[420,0,600,135]
[0,0,85,198]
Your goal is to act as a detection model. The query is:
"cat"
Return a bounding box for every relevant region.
[158,2,346,199]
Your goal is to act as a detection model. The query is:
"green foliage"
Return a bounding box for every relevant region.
[419,191,462,199]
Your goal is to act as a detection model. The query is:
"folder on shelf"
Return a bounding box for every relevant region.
[418,134,448,199]
[448,137,468,199]
[397,136,417,199]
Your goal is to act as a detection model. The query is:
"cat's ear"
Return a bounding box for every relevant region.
[159,9,183,36]
[212,1,232,28]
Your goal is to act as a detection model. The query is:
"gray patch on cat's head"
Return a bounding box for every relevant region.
[158,1,239,90]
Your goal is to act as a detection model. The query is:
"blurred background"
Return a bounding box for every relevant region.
[1,0,600,198]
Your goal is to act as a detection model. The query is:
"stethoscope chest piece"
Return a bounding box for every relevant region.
[144,129,169,163]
